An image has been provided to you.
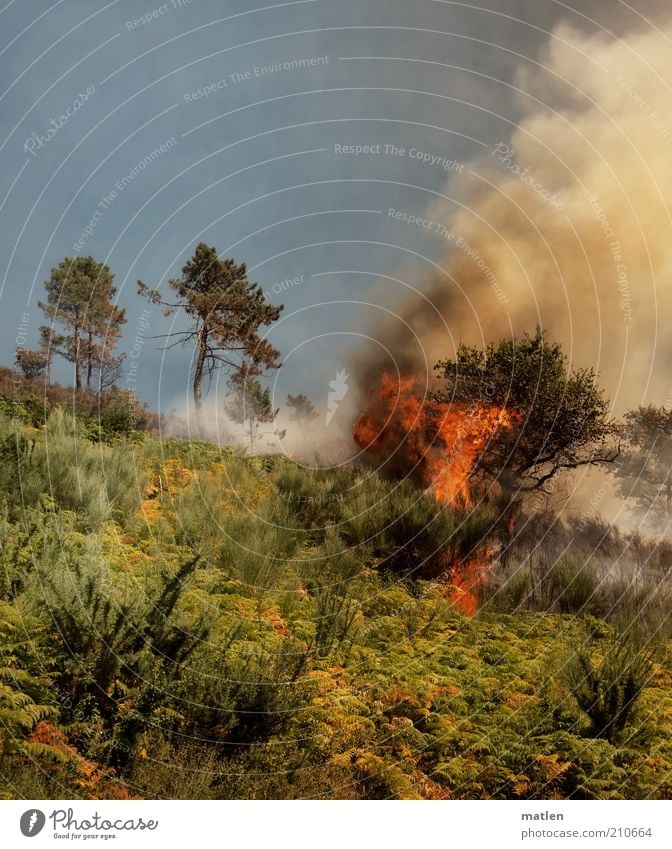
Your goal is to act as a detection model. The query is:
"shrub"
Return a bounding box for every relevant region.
[216,503,299,587]
[311,583,360,658]
[98,388,147,437]
[602,577,672,641]
[273,465,351,532]
[26,538,207,767]
[0,410,144,529]
[224,643,312,747]
[341,477,495,579]
[547,556,602,614]
[0,601,56,764]
[482,562,531,612]
[566,633,655,743]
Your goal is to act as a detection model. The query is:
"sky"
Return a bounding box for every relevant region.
[0,0,667,439]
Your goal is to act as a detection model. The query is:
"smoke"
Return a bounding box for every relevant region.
[161,392,354,464]
[353,19,672,414]
[159,394,243,446]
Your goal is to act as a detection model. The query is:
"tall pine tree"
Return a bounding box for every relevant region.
[138,243,282,432]
[38,257,126,391]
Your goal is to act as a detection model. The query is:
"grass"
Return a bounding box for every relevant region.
[0,412,671,799]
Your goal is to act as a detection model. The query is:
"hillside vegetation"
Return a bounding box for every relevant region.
[0,408,671,800]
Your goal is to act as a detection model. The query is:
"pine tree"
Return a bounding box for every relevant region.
[286,393,318,435]
[227,367,284,452]
[39,257,126,391]
[15,348,47,380]
[138,243,282,433]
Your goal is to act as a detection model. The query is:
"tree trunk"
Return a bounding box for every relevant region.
[74,333,82,391]
[86,330,93,389]
[193,327,207,435]
[498,495,522,570]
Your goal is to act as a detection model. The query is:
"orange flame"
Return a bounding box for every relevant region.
[440,550,491,616]
[353,373,517,616]
[353,372,516,506]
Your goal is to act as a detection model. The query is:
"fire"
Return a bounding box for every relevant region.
[353,373,517,616]
[439,554,488,617]
[353,372,517,506]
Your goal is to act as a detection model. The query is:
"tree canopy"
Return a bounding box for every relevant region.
[38,256,126,391]
[431,328,619,501]
[15,347,48,380]
[608,405,672,527]
[286,393,318,435]
[227,367,284,451]
[138,243,282,432]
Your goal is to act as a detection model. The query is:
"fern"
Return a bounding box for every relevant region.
[0,601,56,759]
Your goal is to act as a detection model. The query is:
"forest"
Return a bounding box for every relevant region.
[1,248,672,800]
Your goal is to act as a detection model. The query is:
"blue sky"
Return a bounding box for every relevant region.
[0,0,661,424]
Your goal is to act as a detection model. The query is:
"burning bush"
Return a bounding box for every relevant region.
[432,329,619,507]
[354,372,517,507]
[355,329,619,521]
[352,330,620,611]
[340,475,495,582]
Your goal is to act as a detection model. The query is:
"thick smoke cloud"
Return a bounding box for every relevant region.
[354,18,672,415]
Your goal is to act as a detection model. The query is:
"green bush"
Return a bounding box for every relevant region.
[546,556,602,614]
[273,465,351,532]
[216,503,299,587]
[25,536,207,766]
[0,600,56,765]
[482,562,532,612]
[341,477,495,579]
[566,633,655,744]
[0,411,144,529]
